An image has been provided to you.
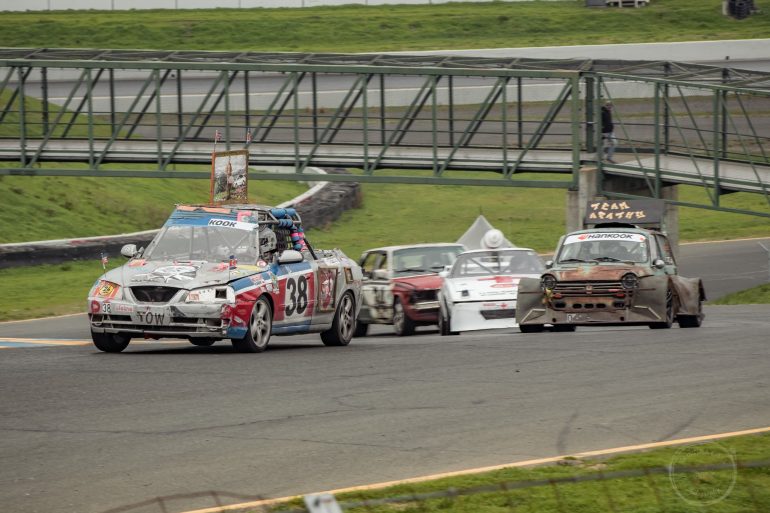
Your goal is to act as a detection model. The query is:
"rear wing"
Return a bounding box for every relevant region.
[584,199,665,230]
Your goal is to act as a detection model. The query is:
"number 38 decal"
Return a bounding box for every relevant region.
[285,275,311,317]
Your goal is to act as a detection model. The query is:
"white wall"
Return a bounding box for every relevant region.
[0,0,563,11]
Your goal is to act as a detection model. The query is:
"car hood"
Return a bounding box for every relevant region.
[100,259,267,290]
[549,264,653,281]
[391,273,443,291]
[444,273,540,301]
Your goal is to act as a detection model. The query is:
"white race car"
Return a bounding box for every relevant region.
[438,248,545,335]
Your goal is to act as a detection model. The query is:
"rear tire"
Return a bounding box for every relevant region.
[321,292,355,346]
[353,320,369,338]
[552,325,577,332]
[231,297,273,353]
[393,298,415,336]
[92,331,131,353]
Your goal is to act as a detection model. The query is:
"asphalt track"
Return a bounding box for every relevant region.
[1,305,769,513]
[0,236,769,513]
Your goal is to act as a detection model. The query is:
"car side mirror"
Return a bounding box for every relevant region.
[545,260,553,269]
[278,249,304,264]
[653,258,666,269]
[372,269,388,280]
[121,244,138,258]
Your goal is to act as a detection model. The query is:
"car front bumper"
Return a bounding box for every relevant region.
[450,301,518,332]
[88,299,232,339]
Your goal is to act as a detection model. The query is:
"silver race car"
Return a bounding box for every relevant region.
[88,204,363,353]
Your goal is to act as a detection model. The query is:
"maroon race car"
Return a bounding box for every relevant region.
[356,243,465,336]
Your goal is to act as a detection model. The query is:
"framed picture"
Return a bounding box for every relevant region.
[211,149,249,204]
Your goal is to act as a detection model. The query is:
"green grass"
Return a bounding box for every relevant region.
[711,283,770,304]
[0,0,768,53]
[273,432,770,513]
[0,167,308,243]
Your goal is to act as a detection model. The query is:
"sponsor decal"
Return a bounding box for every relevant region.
[316,268,338,312]
[207,218,255,231]
[565,233,646,245]
[94,280,119,299]
[90,300,101,313]
[128,259,146,268]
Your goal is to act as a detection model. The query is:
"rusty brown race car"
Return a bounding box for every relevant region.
[516,223,705,332]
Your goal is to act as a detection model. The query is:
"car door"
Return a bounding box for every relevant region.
[274,256,316,330]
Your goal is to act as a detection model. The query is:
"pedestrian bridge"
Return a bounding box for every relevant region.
[1,48,768,217]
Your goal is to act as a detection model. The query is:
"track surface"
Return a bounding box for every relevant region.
[1,305,769,513]
[1,237,768,513]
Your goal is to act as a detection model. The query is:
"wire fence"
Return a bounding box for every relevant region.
[100,459,770,513]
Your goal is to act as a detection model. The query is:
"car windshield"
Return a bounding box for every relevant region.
[143,224,259,263]
[557,232,649,264]
[451,250,545,278]
[392,246,463,276]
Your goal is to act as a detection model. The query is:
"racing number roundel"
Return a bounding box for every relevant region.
[280,273,315,321]
[285,275,309,316]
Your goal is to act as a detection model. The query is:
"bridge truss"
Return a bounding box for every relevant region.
[1,48,769,217]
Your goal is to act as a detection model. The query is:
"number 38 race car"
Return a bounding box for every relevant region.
[87,204,363,353]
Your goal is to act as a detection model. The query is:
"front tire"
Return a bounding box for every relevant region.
[438,305,458,336]
[231,297,273,353]
[190,338,216,347]
[678,299,703,328]
[649,288,674,329]
[92,331,131,353]
[552,325,577,332]
[519,324,545,333]
[321,292,356,346]
[393,298,415,336]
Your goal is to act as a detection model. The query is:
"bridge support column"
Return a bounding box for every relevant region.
[566,165,680,258]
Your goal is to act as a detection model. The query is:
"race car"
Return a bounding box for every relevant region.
[515,223,705,332]
[437,248,545,335]
[356,243,465,336]
[87,204,363,353]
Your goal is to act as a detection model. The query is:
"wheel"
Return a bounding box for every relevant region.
[353,320,369,338]
[189,338,216,347]
[519,324,545,333]
[678,299,703,328]
[392,298,415,336]
[438,305,458,336]
[91,331,131,353]
[649,288,674,329]
[231,297,273,353]
[321,292,356,346]
[552,325,577,332]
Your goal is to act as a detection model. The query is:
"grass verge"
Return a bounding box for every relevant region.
[711,283,770,304]
[275,431,770,513]
[0,0,768,52]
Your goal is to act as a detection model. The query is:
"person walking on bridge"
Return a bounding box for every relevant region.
[601,101,617,164]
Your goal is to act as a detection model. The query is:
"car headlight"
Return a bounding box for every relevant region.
[621,273,639,289]
[541,274,557,290]
[185,286,235,303]
[92,280,121,300]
